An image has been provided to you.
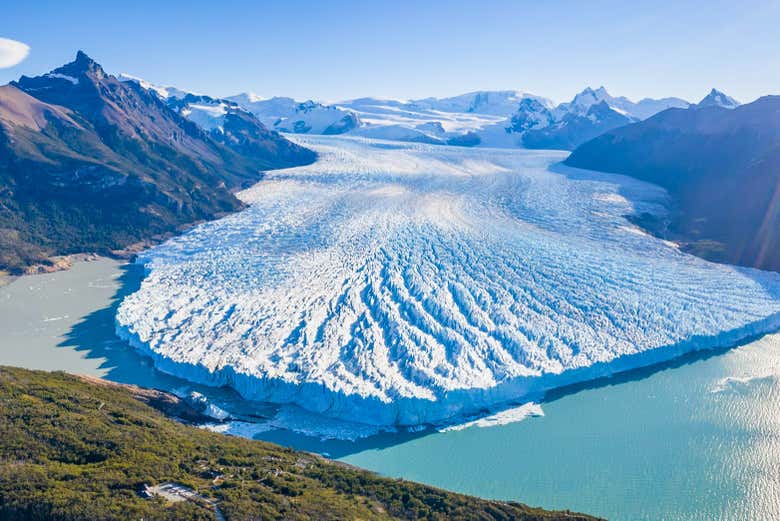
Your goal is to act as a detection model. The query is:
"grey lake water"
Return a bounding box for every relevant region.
[1,258,779,520]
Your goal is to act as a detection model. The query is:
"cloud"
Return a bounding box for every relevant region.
[0,37,30,68]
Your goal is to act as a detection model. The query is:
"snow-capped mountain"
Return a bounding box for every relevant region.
[494,86,691,150]
[350,123,446,144]
[119,74,238,133]
[338,91,550,138]
[117,75,699,151]
[567,94,780,270]
[696,88,740,109]
[506,98,555,133]
[340,88,688,150]
[553,86,689,120]
[116,73,315,170]
[408,90,552,116]
[227,93,360,135]
[522,100,635,150]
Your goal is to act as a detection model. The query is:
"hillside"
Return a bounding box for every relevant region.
[0,52,315,274]
[0,366,599,521]
[565,95,780,270]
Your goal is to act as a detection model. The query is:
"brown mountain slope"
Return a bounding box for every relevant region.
[0,52,315,273]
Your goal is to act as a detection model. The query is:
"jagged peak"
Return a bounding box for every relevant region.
[74,50,92,63]
[697,88,739,108]
[56,50,105,78]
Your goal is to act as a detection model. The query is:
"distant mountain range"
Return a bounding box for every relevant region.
[565,94,778,271]
[0,52,314,273]
[500,87,689,149]
[222,86,728,151]
[122,71,743,153]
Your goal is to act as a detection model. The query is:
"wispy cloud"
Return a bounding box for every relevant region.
[0,37,30,68]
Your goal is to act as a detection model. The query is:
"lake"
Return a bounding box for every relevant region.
[0,258,778,520]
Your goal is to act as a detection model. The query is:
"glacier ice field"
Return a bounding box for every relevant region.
[115,136,780,426]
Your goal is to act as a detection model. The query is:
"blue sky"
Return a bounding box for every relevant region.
[2,0,779,104]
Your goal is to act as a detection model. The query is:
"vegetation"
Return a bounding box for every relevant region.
[0,366,599,521]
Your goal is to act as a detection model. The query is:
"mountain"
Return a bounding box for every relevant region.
[565,95,780,270]
[553,86,689,120]
[629,96,692,119]
[696,88,740,109]
[0,366,600,521]
[341,92,551,143]
[496,86,690,150]
[227,93,360,135]
[506,97,555,133]
[341,91,551,119]
[521,100,636,150]
[226,87,686,151]
[0,52,314,273]
[405,90,551,116]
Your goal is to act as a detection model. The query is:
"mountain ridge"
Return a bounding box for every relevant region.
[0,51,315,273]
[565,94,780,270]
[122,71,706,151]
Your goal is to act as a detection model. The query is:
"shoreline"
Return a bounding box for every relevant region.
[4,253,777,442]
[2,245,780,521]
[2,207,242,281]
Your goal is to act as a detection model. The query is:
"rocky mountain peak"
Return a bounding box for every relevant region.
[697,88,739,109]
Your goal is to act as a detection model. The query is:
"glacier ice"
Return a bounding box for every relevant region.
[115,136,780,426]
[439,403,544,432]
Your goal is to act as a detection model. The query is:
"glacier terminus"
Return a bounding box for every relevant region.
[115,136,780,427]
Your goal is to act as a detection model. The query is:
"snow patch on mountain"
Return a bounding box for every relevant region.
[44,73,79,85]
[181,102,228,132]
[117,73,191,100]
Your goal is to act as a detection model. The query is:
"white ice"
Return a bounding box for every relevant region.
[116,136,780,427]
[439,402,544,432]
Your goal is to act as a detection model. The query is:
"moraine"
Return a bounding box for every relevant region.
[115,135,780,427]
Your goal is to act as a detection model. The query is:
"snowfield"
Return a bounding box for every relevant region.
[115,136,780,427]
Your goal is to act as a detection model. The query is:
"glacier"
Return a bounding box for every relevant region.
[115,135,780,427]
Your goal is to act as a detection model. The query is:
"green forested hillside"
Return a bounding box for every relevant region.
[0,366,599,521]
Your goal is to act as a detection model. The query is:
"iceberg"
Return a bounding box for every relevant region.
[116,135,780,427]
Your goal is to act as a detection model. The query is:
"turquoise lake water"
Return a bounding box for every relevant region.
[335,335,780,520]
[1,259,778,520]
